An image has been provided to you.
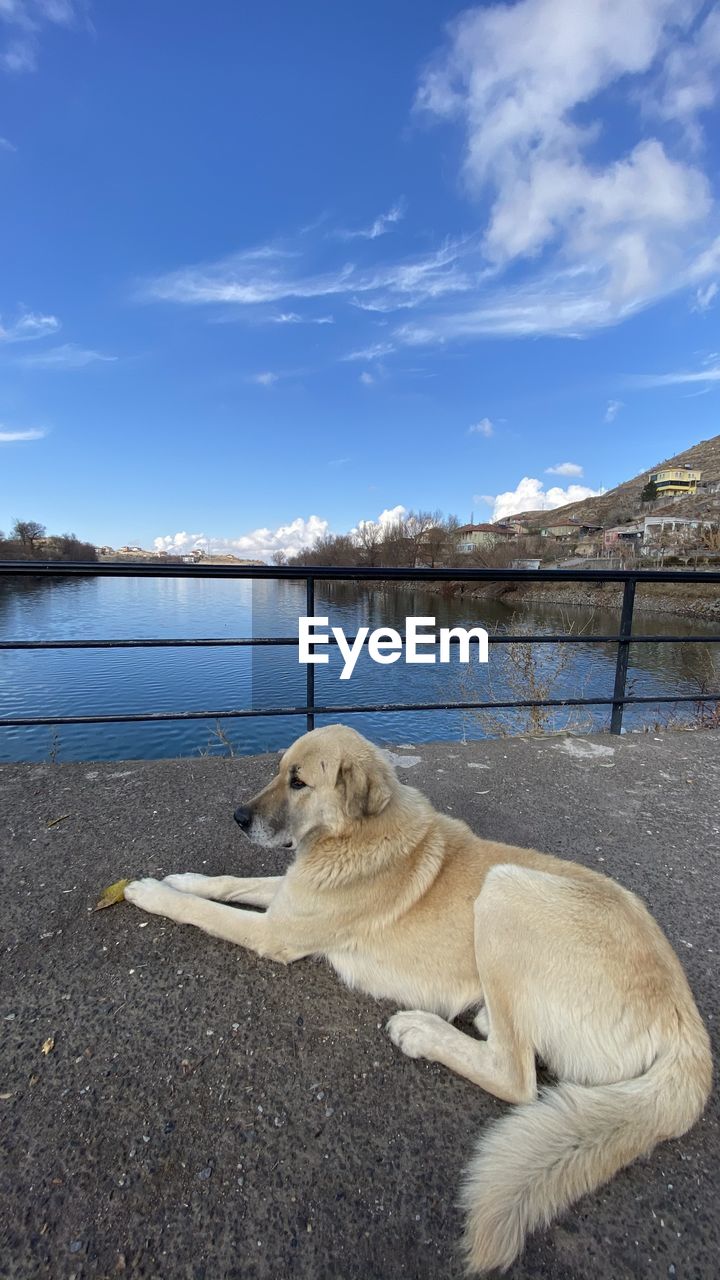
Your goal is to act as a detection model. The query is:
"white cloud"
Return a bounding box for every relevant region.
[152,532,207,553]
[143,245,341,306]
[394,292,598,341]
[336,201,406,241]
[343,342,395,362]
[248,370,279,387]
[270,311,334,325]
[686,236,720,287]
[411,0,719,337]
[693,282,718,312]
[0,424,46,442]
[359,370,375,386]
[143,236,474,315]
[350,505,408,539]
[139,2,720,351]
[646,7,720,145]
[545,461,583,477]
[479,476,601,522]
[0,134,16,150]
[17,342,117,369]
[154,515,330,562]
[0,310,60,342]
[604,399,623,423]
[631,363,720,388]
[1,0,80,74]
[468,417,493,438]
[376,504,407,528]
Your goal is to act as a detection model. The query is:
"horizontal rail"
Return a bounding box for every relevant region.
[2,560,720,584]
[2,561,718,739]
[0,692,718,728]
[1,633,718,650]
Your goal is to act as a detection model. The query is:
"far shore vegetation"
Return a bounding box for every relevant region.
[0,520,97,564]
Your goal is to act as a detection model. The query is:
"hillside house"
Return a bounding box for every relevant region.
[643,516,697,538]
[455,523,516,553]
[640,515,715,556]
[648,465,701,498]
[538,519,581,539]
[604,523,644,549]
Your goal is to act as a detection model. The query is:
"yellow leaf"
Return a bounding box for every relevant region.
[94,879,132,911]
[41,1037,55,1055]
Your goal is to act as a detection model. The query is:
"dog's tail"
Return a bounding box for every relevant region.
[460,1012,711,1274]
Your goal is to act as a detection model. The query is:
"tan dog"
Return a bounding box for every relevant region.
[125,724,712,1273]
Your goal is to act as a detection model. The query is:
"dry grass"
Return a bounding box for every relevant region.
[197,720,237,757]
[458,609,597,738]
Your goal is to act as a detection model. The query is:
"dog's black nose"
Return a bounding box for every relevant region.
[234,806,252,830]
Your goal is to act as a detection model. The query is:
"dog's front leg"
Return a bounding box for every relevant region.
[163,873,282,907]
[124,878,308,962]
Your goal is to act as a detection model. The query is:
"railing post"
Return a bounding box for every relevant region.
[610,577,636,735]
[305,576,315,731]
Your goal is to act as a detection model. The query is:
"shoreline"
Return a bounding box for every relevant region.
[358,575,720,623]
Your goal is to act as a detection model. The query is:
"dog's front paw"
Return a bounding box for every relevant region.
[164,872,210,895]
[387,1010,447,1061]
[124,877,187,920]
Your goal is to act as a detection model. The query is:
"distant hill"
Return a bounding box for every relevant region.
[511,434,720,528]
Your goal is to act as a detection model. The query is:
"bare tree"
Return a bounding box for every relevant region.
[12,519,46,552]
[423,514,461,567]
[46,533,98,563]
[271,550,288,566]
[403,510,436,566]
[700,522,720,556]
[290,532,361,567]
[616,536,641,565]
[354,519,383,566]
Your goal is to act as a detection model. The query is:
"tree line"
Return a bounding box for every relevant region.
[0,519,98,562]
[276,510,545,569]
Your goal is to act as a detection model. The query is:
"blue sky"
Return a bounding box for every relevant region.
[1,0,720,559]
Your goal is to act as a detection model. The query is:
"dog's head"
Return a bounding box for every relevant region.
[234,724,397,851]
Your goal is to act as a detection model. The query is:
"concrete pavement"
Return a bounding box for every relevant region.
[1,731,718,1279]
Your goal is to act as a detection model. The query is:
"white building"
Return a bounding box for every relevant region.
[640,515,715,556]
[643,515,712,538]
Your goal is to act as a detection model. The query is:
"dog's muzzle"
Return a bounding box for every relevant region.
[234,806,252,831]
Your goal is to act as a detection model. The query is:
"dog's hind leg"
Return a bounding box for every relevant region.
[387,999,536,1105]
[163,873,282,907]
[387,875,537,1105]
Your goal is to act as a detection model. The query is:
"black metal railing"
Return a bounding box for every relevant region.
[1,561,719,737]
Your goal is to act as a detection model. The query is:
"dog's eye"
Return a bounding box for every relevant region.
[290,777,307,791]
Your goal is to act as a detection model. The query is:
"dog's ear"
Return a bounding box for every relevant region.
[336,755,392,820]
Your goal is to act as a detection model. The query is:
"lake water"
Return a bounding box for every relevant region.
[0,574,718,762]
